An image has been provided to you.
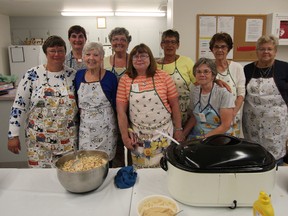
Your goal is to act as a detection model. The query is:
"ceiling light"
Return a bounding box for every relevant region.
[115,11,166,17]
[61,11,114,17]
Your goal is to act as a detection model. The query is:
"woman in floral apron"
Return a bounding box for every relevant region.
[183,58,235,140]
[8,36,78,168]
[117,43,183,168]
[75,42,118,164]
[157,29,195,126]
[243,35,288,164]
[210,32,246,138]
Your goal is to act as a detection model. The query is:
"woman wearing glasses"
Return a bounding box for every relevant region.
[117,43,182,168]
[8,36,78,168]
[182,58,235,140]
[103,27,132,167]
[157,29,195,126]
[209,32,246,138]
[243,35,288,165]
[64,25,87,71]
[104,27,132,80]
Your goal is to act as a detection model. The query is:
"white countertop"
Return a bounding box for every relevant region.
[0,167,287,216]
[0,168,132,216]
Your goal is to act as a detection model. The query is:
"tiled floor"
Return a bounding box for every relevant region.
[0,161,28,168]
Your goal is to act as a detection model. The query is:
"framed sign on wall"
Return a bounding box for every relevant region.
[97,17,106,29]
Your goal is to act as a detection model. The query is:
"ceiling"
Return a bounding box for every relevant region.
[0,0,167,17]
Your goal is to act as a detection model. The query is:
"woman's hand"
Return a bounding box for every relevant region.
[122,137,134,150]
[174,130,184,142]
[8,137,21,154]
[215,79,231,93]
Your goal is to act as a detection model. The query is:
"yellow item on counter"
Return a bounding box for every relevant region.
[253,191,274,216]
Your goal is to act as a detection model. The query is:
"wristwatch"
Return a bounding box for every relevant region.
[174,127,183,131]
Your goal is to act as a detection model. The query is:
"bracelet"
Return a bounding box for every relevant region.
[8,136,18,140]
[174,127,183,131]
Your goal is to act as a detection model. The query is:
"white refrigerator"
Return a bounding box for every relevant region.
[8,45,46,85]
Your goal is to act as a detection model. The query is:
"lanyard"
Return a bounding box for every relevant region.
[198,84,214,112]
[45,66,68,88]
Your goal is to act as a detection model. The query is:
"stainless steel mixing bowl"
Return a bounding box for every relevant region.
[55,150,109,193]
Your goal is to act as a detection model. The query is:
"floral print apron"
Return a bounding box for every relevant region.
[217,67,241,137]
[162,61,190,125]
[188,85,233,139]
[26,73,78,168]
[78,81,117,161]
[129,77,173,168]
[243,76,288,160]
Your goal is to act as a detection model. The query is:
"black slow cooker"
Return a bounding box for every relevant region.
[161,134,276,173]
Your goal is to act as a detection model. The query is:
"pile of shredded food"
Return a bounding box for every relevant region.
[139,196,177,216]
[61,156,107,172]
[142,207,175,216]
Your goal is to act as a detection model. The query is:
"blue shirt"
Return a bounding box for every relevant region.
[74,69,118,111]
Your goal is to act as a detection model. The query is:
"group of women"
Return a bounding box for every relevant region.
[7,25,288,168]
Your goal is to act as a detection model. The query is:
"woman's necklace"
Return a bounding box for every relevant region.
[256,61,274,78]
[113,53,128,68]
[72,51,82,63]
[259,66,273,78]
[87,67,102,82]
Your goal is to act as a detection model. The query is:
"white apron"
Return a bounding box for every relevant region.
[217,67,242,137]
[78,81,117,161]
[111,54,128,80]
[162,61,190,125]
[243,77,288,160]
[129,77,173,168]
[26,72,78,168]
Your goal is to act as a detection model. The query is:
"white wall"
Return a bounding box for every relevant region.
[173,0,288,63]
[9,16,167,59]
[0,14,11,75]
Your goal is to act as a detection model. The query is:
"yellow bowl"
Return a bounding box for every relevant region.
[137,195,179,216]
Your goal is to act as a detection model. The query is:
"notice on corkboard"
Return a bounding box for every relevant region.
[196,14,267,61]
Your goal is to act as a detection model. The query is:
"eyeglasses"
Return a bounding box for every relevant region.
[257,48,275,53]
[132,54,149,61]
[213,45,228,50]
[47,49,65,55]
[161,40,178,45]
[195,69,212,75]
[112,38,127,43]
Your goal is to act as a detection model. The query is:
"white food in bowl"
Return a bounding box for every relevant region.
[137,195,179,216]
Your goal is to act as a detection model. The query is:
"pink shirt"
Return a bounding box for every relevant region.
[117,70,178,112]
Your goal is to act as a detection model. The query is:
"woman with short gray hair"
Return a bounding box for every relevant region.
[74,42,118,166]
[183,57,235,140]
[104,27,132,79]
[243,34,288,165]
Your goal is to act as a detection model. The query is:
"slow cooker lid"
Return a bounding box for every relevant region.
[166,135,276,173]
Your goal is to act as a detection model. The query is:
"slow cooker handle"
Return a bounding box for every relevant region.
[160,157,168,171]
[202,134,240,146]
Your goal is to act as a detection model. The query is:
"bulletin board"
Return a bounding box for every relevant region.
[196,14,267,61]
